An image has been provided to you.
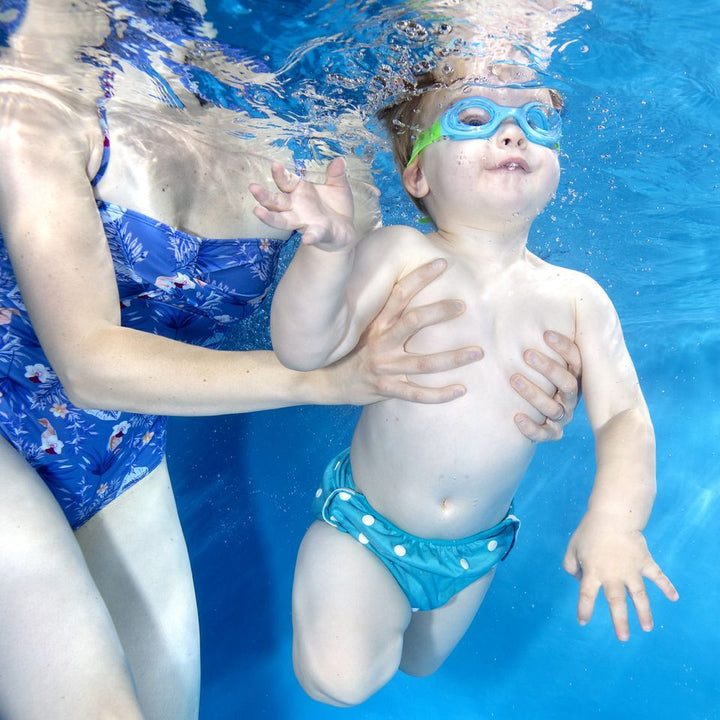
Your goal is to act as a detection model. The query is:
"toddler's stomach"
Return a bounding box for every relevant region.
[350,393,536,540]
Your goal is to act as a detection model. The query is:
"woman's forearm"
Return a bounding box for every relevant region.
[60,325,339,416]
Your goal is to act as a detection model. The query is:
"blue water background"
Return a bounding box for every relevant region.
[166,1,719,717]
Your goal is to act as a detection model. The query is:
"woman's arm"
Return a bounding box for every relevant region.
[0,98,483,414]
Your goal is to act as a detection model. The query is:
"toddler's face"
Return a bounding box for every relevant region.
[407,85,561,228]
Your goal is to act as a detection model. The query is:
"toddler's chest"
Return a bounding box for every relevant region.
[404,261,576,374]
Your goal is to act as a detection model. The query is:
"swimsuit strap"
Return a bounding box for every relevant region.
[91,70,114,187]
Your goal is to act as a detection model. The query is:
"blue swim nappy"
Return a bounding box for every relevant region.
[312,448,520,611]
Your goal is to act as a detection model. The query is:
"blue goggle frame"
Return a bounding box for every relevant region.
[407,96,562,165]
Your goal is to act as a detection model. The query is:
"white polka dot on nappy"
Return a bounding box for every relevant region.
[358,533,369,545]
[487,540,498,552]
[394,544,407,557]
[362,514,375,526]
[339,491,351,501]
[460,558,469,570]
[315,488,322,498]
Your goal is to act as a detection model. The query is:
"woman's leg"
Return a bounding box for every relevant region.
[0,436,144,720]
[75,458,201,720]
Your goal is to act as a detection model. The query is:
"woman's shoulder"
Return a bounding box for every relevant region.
[0,74,99,147]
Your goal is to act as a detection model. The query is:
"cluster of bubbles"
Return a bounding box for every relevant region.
[2,0,581,165]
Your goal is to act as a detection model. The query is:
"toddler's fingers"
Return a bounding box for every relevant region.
[627,580,654,633]
[271,161,301,193]
[562,549,581,579]
[576,576,600,627]
[644,562,680,602]
[300,229,317,245]
[325,157,350,188]
[249,183,292,213]
[603,582,631,641]
[252,205,296,231]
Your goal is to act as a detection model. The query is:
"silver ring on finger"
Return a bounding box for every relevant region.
[552,405,566,423]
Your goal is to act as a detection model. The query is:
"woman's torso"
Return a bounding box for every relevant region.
[0,84,286,527]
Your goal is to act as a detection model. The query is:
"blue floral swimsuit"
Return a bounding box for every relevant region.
[0,102,283,529]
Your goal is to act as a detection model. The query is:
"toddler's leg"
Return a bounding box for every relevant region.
[292,520,412,707]
[400,570,496,677]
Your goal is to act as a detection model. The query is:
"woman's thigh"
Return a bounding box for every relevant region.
[0,436,144,720]
[75,458,201,720]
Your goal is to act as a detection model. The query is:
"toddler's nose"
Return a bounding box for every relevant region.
[496,120,527,147]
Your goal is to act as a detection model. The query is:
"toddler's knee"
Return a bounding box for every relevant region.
[293,640,399,708]
[294,665,379,708]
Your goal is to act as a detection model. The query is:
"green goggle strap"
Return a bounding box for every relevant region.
[407,121,442,166]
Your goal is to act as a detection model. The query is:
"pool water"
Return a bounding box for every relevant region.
[164,1,718,717]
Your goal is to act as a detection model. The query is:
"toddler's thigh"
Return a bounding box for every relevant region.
[0,436,143,720]
[400,569,496,677]
[292,520,412,706]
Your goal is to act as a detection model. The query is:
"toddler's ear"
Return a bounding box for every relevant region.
[402,160,429,199]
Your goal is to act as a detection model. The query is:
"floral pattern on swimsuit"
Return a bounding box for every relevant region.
[0,205,282,529]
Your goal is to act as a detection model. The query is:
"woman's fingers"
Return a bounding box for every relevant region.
[374,377,466,404]
[513,412,563,442]
[544,330,582,380]
[373,258,449,326]
[511,373,567,423]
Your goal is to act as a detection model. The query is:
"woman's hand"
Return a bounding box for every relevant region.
[329,258,483,404]
[511,331,582,442]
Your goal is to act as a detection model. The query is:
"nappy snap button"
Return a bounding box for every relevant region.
[459,558,469,570]
[487,540,498,552]
[315,488,322,498]
[393,544,407,557]
[338,491,351,501]
[362,514,375,526]
[357,533,369,545]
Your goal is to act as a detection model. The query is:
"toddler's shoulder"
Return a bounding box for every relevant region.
[357,223,430,261]
[535,258,611,298]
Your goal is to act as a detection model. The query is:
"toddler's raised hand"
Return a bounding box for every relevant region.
[249,157,358,252]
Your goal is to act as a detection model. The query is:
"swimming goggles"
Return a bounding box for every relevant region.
[407,97,562,165]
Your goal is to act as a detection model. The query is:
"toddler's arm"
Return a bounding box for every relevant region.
[250,159,407,370]
[563,278,678,640]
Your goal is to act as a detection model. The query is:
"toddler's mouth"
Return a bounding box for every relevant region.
[496,158,529,172]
